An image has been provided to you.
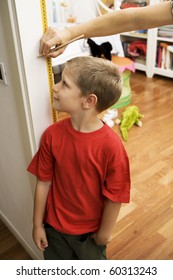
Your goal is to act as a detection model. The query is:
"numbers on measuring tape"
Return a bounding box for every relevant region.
[40,0,57,122]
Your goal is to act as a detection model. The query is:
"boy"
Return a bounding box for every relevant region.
[27,56,130,260]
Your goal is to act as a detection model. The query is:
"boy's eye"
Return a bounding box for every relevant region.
[62,80,67,87]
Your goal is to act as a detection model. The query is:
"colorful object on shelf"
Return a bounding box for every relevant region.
[120,0,147,9]
[128,40,147,58]
[115,105,143,141]
[111,55,135,109]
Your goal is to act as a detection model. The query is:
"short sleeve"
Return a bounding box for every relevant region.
[27,129,54,181]
[102,142,131,203]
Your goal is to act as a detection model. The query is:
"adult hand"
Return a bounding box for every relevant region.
[39,27,71,58]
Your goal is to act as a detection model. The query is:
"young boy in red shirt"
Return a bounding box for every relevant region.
[27,56,130,260]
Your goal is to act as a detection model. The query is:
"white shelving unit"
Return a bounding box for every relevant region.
[120,31,150,76]
[120,0,173,78]
[151,27,173,78]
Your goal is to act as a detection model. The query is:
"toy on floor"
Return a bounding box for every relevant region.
[115,105,144,141]
[102,109,118,127]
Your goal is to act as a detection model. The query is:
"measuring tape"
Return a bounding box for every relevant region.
[40,0,57,123]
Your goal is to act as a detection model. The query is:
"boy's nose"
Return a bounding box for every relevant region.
[52,82,60,93]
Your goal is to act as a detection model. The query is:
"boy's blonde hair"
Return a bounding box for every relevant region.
[65,56,122,113]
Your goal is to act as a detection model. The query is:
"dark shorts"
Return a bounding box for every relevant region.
[44,224,107,260]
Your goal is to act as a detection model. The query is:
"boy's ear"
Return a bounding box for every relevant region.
[82,94,98,109]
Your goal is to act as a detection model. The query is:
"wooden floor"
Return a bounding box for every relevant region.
[0,71,173,260]
[107,71,173,260]
[0,219,32,260]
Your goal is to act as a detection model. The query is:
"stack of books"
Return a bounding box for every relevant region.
[156,42,173,69]
[158,26,173,39]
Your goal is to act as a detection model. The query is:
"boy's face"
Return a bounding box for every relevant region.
[52,68,85,114]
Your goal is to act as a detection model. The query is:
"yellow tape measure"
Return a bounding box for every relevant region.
[40,0,57,123]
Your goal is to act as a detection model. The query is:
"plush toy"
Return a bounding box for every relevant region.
[115,105,144,141]
[102,109,118,127]
[87,38,112,60]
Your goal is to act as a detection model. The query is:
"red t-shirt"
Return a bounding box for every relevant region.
[27,118,130,234]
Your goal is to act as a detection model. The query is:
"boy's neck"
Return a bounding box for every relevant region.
[70,115,103,133]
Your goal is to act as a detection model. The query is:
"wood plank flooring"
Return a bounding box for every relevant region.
[0,219,32,260]
[107,71,173,260]
[0,71,173,259]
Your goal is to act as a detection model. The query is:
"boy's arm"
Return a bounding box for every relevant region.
[33,179,51,251]
[91,199,121,245]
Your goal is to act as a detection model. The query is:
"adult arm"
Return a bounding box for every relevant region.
[40,1,173,57]
[32,179,51,251]
[91,199,121,245]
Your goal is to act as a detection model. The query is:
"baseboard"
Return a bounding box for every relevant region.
[0,210,42,260]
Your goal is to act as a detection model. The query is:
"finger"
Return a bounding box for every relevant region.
[43,37,63,56]
[46,47,65,58]
[39,31,54,55]
[35,240,45,251]
[40,29,63,56]
[37,240,48,251]
[34,235,48,251]
[39,38,46,56]
[41,235,48,248]
[39,37,53,56]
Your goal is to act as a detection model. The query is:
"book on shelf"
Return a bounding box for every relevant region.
[157,25,173,39]
[156,42,173,70]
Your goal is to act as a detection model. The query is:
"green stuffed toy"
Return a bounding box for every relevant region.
[115,105,144,141]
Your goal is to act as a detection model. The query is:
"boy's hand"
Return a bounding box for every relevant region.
[90,232,112,245]
[32,225,48,251]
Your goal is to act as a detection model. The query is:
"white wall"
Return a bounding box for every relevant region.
[0,0,53,259]
[69,0,97,22]
[47,0,97,25]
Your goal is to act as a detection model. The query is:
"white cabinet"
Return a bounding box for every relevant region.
[120,0,173,78]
